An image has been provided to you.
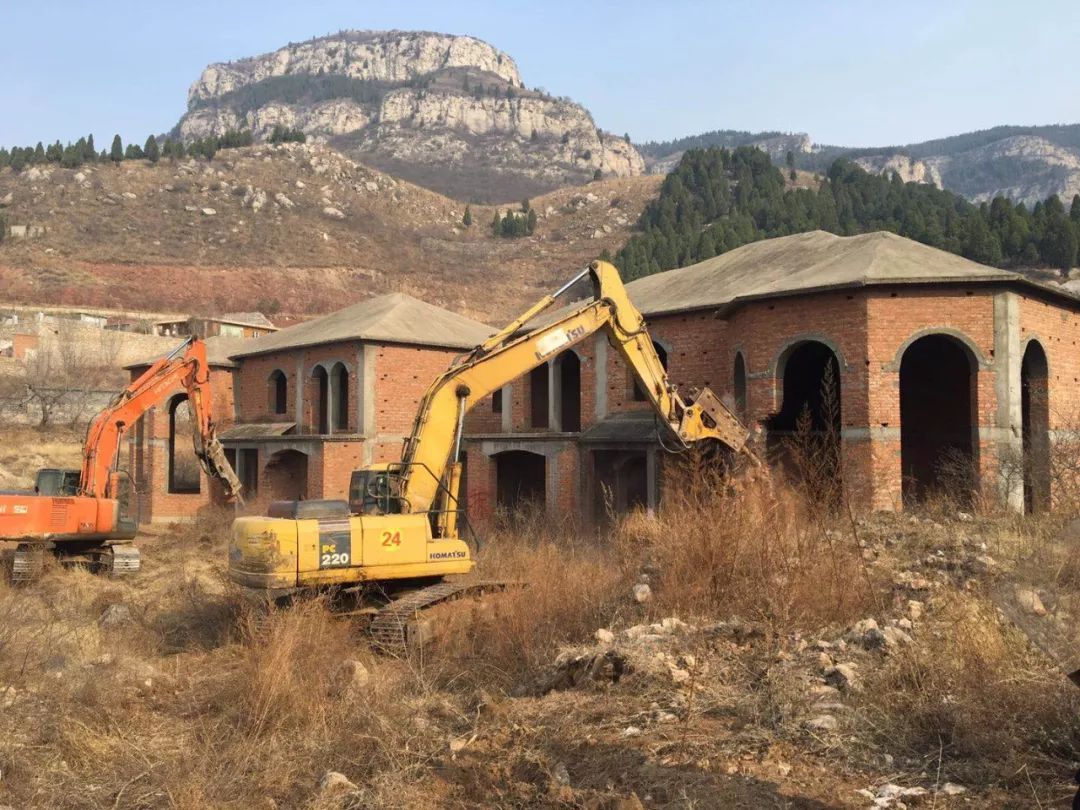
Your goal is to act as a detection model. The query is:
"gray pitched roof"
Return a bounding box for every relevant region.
[218,312,278,330]
[123,334,249,370]
[228,293,493,359]
[625,230,1074,316]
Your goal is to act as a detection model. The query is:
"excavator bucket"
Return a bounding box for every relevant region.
[689,387,752,456]
[203,436,245,505]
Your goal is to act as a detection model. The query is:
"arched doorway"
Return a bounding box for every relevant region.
[494,450,546,510]
[330,362,350,432]
[733,352,747,418]
[168,395,201,493]
[1021,340,1050,513]
[264,449,308,501]
[555,351,581,432]
[268,369,288,415]
[899,334,978,503]
[766,341,842,490]
[311,366,329,434]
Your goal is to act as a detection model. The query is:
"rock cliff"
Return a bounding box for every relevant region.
[176,30,644,201]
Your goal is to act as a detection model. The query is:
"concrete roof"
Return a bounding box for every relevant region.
[124,334,249,370]
[219,422,295,440]
[153,312,278,330]
[228,293,494,359]
[625,230,1075,316]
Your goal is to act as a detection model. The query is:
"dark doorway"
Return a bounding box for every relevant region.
[900,334,977,503]
[265,450,308,501]
[311,366,329,434]
[634,341,669,401]
[529,365,549,430]
[556,351,581,432]
[495,450,546,510]
[592,450,650,524]
[766,342,842,489]
[1021,340,1050,513]
[268,370,287,415]
[168,395,201,493]
[331,362,350,432]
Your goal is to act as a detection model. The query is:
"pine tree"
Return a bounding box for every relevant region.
[462,205,472,227]
[491,210,501,234]
[85,134,96,161]
[1071,194,1080,224]
[33,142,45,163]
[526,208,538,235]
[110,134,124,163]
[144,135,160,163]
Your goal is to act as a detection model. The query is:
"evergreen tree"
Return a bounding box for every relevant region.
[1071,194,1080,224]
[110,134,124,163]
[526,208,538,235]
[124,143,144,160]
[593,168,603,181]
[144,135,160,163]
[462,205,472,227]
[33,142,45,163]
[84,134,96,161]
[491,210,501,234]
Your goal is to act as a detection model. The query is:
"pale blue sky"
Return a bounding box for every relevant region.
[1,0,1077,149]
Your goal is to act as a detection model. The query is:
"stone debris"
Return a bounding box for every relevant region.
[805,714,838,731]
[594,628,615,645]
[318,771,357,794]
[322,206,346,220]
[824,663,860,692]
[98,603,132,628]
[201,207,216,216]
[274,192,295,209]
[0,685,17,709]
[622,725,642,737]
[331,659,370,700]
[632,583,652,604]
[1015,587,1047,616]
[939,782,966,796]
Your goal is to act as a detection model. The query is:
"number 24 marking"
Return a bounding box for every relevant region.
[381,530,402,549]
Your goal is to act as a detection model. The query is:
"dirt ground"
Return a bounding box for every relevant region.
[1,432,1079,808]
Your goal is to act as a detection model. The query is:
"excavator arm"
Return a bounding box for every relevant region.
[80,336,243,503]
[396,260,751,516]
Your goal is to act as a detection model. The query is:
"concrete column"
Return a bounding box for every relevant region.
[547,361,558,432]
[500,384,512,433]
[993,291,1023,512]
[325,365,335,436]
[594,335,608,422]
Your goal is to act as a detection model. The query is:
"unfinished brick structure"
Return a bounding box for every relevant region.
[463,231,1075,523]
[128,229,1077,527]
[126,294,491,523]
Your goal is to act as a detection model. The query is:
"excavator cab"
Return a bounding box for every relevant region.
[34,468,80,496]
[348,466,403,516]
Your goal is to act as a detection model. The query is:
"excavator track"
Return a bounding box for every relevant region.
[9,542,140,582]
[12,544,47,583]
[367,580,517,654]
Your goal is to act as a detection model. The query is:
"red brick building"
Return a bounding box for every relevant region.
[129,230,1078,526]
[463,231,1074,522]
[127,294,491,523]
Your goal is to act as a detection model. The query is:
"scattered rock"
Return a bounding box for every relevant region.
[669,667,691,685]
[957,511,974,522]
[849,618,886,650]
[365,181,379,192]
[594,628,615,645]
[1016,587,1047,616]
[632,583,652,604]
[805,714,838,731]
[972,554,997,573]
[331,659,370,700]
[622,725,642,737]
[539,649,629,693]
[98,604,132,628]
[274,192,295,209]
[824,663,860,692]
[940,782,966,796]
[295,179,306,188]
[121,191,137,200]
[201,207,216,216]
[550,762,571,787]
[907,600,924,620]
[881,626,913,648]
[660,617,687,633]
[184,205,198,212]
[0,685,17,709]
[318,771,357,794]
[322,206,345,220]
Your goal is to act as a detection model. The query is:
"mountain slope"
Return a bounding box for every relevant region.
[176,30,644,203]
[643,124,1080,207]
[0,144,661,321]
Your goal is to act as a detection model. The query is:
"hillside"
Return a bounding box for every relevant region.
[0,143,661,322]
[177,30,644,202]
[643,124,1080,207]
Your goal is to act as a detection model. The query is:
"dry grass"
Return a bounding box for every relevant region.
[614,456,884,631]
[0,424,83,489]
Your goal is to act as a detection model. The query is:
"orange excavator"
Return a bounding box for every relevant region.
[0,336,243,579]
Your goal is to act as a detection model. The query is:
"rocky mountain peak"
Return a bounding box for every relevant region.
[176,30,642,202]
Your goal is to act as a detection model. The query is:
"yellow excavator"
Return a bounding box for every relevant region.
[228,261,752,646]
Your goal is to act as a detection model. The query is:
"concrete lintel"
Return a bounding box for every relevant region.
[841,426,901,441]
[475,438,575,457]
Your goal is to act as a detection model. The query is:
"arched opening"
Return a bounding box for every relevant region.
[733,352,747,417]
[495,450,546,511]
[899,334,978,503]
[168,395,201,494]
[766,341,842,492]
[311,366,329,434]
[1021,340,1050,513]
[555,351,581,432]
[528,365,549,430]
[268,369,287,415]
[633,341,669,401]
[331,362,350,432]
[264,449,308,501]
